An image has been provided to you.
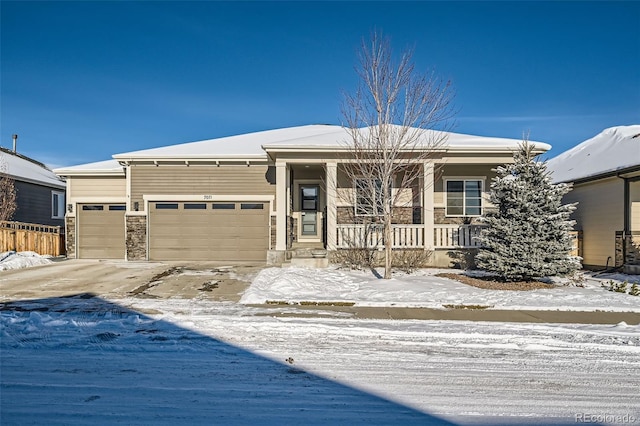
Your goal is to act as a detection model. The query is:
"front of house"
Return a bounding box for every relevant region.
[54,125,550,266]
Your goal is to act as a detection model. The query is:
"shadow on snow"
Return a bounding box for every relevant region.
[1,294,454,425]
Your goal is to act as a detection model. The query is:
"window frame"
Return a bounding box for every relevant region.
[51,190,65,219]
[354,177,387,217]
[443,177,484,217]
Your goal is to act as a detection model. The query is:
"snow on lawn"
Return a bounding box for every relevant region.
[3,295,639,424]
[0,251,52,271]
[241,267,640,312]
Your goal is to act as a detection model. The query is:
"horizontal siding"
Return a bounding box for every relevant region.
[70,176,126,198]
[565,178,624,268]
[631,181,640,232]
[13,181,64,227]
[131,165,275,211]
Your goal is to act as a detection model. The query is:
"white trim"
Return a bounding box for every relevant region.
[275,162,287,251]
[71,197,128,204]
[443,176,486,217]
[51,190,66,219]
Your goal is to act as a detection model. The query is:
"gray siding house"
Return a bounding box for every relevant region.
[1,147,66,227]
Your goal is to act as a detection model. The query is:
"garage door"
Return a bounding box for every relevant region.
[78,204,126,259]
[149,202,269,261]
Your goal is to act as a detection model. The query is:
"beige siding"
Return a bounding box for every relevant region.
[68,176,126,198]
[435,164,495,206]
[130,165,275,211]
[631,181,640,231]
[565,177,624,268]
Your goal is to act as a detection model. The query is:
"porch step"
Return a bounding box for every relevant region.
[623,264,640,275]
[291,248,327,259]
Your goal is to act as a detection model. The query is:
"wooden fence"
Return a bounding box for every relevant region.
[0,221,65,256]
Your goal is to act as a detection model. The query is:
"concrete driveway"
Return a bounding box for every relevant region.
[0,259,263,302]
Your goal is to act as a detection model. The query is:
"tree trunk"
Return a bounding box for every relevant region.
[384,216,392,279]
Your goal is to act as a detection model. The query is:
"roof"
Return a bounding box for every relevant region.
[54,159,124,177]
[547,125,640,183]
[111,124,551,161]
[0,147,66,189]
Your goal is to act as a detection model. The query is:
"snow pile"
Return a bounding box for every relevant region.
[547,125,640,183]
[240,267,640,312]
[0,251,52,271]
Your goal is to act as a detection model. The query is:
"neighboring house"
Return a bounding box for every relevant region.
[1,147,66,227]
[547,125,640,274]
[54,124,550,265]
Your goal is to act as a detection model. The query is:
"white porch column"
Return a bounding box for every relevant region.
[325,161,338,250]
[275,160,288,251]
[423,162,435,250]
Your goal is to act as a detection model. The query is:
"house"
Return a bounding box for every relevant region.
[546,125,640,274]
[1,146,66,227]
[53,124,550,265]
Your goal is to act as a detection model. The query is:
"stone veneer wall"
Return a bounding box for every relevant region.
[65,216,76,258]
[287,216,298,249]
[336,206,416,224]
[434,208,485,225]
[270,216,277,250]
[126,215,147,261]
[625,233,640,266]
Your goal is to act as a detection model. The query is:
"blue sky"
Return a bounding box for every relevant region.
[1,1,638,168]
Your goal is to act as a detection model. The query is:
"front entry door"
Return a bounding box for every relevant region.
[300,185,319,236]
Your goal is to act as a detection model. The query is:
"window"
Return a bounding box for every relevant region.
[240,203,264,210]
[355,178,386,216]
[212,203,235,210]
[184,203,206,210]
[109,205,126,211]
[82,205,104,211]
[51,191,65,219]
[445,179,483,216]
[155,203,178,209]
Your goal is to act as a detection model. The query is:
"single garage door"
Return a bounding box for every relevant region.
[148,201,269,261]
[78,204,126,259]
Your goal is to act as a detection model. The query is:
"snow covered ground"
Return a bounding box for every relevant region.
[2,292,639,425]
[2,262,640,424]
[241,267,640,312]
[0,251,52,271]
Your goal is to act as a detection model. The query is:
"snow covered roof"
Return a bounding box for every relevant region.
[0,148,66,189]
[547,125,640,183]
[54,159,124,177]
[111,124,551,161]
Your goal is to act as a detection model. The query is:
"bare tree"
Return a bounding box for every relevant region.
[341,32,455,279]
[0,153,17,222]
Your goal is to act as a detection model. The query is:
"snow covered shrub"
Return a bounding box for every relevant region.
[630,283,640,296]
[476,141,581,281]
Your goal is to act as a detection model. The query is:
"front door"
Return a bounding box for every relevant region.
[300,185,319,236]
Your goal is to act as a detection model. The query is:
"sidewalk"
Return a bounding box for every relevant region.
[252,303,640,325]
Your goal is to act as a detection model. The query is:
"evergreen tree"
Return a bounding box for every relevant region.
[476,142,581,281]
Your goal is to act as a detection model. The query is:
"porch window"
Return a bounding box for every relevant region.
[445,179,483,216]
[355,178,385,216]
[51,191,65,219]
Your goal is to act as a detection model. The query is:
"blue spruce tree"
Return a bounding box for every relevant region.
[476,142,581,281]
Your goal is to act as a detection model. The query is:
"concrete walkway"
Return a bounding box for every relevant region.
[252,303,640,324]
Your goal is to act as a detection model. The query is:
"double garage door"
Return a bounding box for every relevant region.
[77,202,269,262]
[148,201,269,261]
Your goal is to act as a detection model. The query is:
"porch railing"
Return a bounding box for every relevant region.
[336,224,484,249]
[433,224,484,249]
